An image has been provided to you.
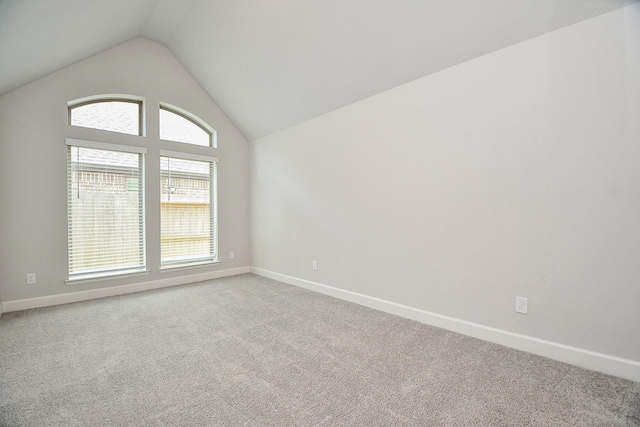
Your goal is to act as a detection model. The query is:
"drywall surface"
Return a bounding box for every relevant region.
[0,38,250,302]
[250,5,640,361]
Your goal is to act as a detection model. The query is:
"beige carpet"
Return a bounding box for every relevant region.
[1,274,638,426]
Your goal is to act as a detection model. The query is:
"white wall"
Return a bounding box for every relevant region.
[0,38,250,303]
[251,5,640,363]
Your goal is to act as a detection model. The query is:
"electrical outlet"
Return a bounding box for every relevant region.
[312,260,318,270]
[26,273,37,285]
[516,296,528,314]
[229,251,235,259]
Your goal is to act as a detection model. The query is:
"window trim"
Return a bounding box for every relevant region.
[159,149,218,163]
[66,138,147,154]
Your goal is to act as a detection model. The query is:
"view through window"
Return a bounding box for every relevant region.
[69,99,141,136]
[67,143,145,278]
[67,96,218,280]
[160,105,213,147]
[160,155,217,266]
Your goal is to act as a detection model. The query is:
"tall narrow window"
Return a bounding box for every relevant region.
[69,98,142,136]
[67,139,146,279]
[159,104,214,147]
[160,153,218,267]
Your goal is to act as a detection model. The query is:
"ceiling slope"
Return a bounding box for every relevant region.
[0,0,157,95]
[1,0,637,140]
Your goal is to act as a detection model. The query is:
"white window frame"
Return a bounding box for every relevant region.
[159,150,219,269]
[66,138,147,282]
[64,94,220,282]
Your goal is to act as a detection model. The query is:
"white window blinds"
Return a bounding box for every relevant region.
[160,152,218,267]
[67,139,146,279]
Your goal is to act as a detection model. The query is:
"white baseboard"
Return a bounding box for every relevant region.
[1,266,251,313]
[251,267,640,383]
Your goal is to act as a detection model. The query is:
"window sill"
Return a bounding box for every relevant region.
[66,269,149,285]
[159,260,220,272]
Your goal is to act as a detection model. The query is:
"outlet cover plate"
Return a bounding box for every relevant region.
[516,296,528,314]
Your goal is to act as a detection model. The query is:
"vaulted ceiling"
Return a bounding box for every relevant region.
[0,0,636,140]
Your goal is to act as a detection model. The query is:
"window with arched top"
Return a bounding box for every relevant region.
[68,97,143,136]
[159,103,215,147]
[66,95,219,281]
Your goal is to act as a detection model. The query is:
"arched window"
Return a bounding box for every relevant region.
[160,103,215,147]
[66,95,219,281]
[68,96,143,136]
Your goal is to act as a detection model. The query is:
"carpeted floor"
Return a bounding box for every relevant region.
[1,273,638,426]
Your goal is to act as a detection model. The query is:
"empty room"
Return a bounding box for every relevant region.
[1,0,639,425]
